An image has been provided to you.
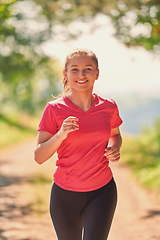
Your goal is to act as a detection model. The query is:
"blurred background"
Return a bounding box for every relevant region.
[0,0,160,135]
[0,0,160,238]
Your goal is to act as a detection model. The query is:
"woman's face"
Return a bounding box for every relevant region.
[63,56,99,93]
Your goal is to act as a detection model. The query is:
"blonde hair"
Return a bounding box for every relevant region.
[62,48,99,96]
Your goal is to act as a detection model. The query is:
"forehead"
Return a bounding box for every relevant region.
[67,56,96,67]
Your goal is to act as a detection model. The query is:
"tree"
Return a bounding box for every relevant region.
[0,0,62,115]
[32,0,160,51]
[1,0,159,114]
[105,0,160,52]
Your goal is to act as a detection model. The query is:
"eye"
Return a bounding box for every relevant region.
[72,68,78,72]
[85,68,92,72]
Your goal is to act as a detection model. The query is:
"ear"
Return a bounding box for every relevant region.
[63,71,68,82]
[63,70,67,78]
[95,70,99,80]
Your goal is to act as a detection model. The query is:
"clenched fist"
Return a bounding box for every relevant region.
[57,116,79,140]
[104,146,120,162]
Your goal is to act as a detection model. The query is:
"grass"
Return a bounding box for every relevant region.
[121,119,160,195]
[0,113,38,149]
[21,169,54,217]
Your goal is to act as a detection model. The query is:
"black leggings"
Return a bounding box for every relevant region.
[50,178,117,240]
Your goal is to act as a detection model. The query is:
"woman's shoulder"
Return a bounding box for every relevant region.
[48,96,65,107]
[95,94,117,107]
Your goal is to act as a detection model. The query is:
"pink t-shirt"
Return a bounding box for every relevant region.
[38,94,123,192]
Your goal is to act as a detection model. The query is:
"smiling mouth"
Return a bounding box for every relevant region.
[76,80,88,84]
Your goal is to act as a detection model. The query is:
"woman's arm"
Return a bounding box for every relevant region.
[104,127,122,162]
[34,116,79,164]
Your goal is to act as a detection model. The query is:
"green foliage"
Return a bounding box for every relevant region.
[107,0,160,52]
[32,0,160,51]
[0,0,62,115]
[122,119,160,193]
[0,113,38,148]
[1,0,160,115]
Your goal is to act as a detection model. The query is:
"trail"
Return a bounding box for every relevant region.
[109,162,160,240]
[0,140,160,240]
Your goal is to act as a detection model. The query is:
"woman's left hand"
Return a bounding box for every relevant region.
[104,146,120,162]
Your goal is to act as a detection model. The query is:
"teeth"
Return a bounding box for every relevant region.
[76,80,87,83]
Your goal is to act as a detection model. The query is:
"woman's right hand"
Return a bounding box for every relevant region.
[34,116,79,164]
[57,116,79,140]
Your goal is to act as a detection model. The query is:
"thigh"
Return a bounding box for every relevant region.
[83,179,117,240]
[50,183,86,240]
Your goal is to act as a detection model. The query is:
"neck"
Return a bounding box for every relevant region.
[68,91,95,112]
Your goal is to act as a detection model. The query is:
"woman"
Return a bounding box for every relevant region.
[34,48,123,240]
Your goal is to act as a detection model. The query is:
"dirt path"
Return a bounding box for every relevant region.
[0,139,160,240]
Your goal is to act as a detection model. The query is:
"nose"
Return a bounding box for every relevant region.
[78,70,85,78]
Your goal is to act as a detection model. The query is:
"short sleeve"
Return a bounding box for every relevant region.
[110,101,123,129]
[38,103,58,135]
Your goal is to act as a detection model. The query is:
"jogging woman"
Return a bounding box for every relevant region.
[34,48,123,240]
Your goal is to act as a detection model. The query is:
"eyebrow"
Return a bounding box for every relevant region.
[70,64,93,67]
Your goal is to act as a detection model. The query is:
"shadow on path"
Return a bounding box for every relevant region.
[0,140,57,240]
